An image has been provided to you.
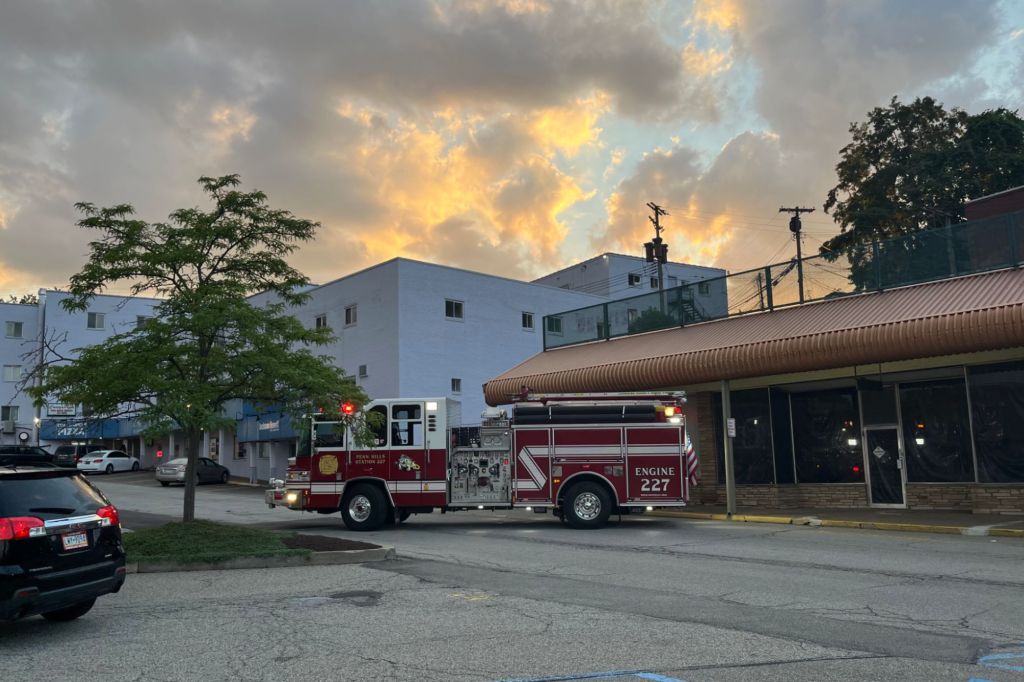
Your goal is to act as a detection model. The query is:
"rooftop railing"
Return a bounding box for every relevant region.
[543,210,1023,351]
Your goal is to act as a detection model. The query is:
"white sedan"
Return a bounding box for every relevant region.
[76,450,141,474]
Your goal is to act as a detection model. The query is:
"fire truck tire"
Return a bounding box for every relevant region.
[340,484,388,531]
[562,481,612,529]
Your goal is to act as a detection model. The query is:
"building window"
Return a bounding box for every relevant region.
[969,361,1024,482]
[451,378,462,393]
[314,314,328,329]
[135,316,149,329]
[4,321,23,338]
[87,312,105,329]
[521,312,534,330]
[345,304,357,326]
[790,388,863,484]
[650,277,660,289]
[445,299,464,320]
[358,364,368,378]
[628,273,641,287]
[3,365,22,382]
[899,378,974,482]
[698,282,710,296]
[545,316,562,335]
[1,406,18,422]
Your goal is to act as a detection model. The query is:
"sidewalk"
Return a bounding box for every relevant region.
[652,505,1024,537]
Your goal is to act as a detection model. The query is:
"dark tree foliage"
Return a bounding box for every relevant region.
[627,309,678,334]
[822,97,1024,290]
[824,98,1024,250]
[31,175,366,521]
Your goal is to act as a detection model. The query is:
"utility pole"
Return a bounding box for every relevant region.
[645,202,669,313]
[779,206,815,303]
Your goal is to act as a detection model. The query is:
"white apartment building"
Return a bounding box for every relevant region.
[533,252,726,301]
[9,253,719,482]
[238,258,604,481]
[0,302,40,445]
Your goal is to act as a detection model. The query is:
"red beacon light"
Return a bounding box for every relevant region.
[341,402,356,416]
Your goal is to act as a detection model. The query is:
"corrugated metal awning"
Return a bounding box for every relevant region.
[484,268,1024,405]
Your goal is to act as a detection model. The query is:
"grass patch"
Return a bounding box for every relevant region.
[123,520,310,564]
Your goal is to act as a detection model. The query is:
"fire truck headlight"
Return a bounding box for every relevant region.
[286,492,299,505]
[646,506,654,512]
[669,416,682,424]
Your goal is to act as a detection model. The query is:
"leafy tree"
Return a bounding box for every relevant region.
[5,293,38,304]
[627,308,678,334]
[822,97,1024,289]
[31,175,366,521]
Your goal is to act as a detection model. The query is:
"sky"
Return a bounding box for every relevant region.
[1,0,1022,298]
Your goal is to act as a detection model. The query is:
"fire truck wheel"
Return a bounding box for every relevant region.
[562,481,612,529]
[340,484,388,531]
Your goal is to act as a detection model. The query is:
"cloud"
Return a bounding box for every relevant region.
[0,0,1016,298]
[0,0,715,293]
[596,132,820,270]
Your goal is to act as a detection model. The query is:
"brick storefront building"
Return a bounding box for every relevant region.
[484,209,1024,514]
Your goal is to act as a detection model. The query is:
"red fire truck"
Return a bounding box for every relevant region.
[265,393,689,530]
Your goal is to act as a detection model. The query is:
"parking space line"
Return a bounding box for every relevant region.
[494,671,686,682]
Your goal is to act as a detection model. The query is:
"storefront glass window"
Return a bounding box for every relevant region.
[791,388,863,483]
[899,379,974,482]
[968,361,1024,483]
[712,389,774,484]
[770,388,795,484]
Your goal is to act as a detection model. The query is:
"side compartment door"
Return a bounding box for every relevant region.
[625,426,685,503]
[513,427,551,502]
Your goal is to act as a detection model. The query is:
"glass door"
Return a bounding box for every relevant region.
[864,426,905,506]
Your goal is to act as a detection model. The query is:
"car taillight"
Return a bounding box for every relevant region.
[0,516,46,541]
[96,505,120,527]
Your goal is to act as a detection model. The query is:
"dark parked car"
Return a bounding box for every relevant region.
[0,445,55,467]
[54,444,105,468]
[0,465,126,622]
[155,457,231,486]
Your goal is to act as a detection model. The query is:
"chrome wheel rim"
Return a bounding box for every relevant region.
[574,492,601,521]
[349,495,372,523]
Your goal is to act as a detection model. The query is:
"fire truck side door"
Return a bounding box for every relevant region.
[390,403,426,498]
[349,405,389,477]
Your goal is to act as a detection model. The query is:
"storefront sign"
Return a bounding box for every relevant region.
[47,403,76,417]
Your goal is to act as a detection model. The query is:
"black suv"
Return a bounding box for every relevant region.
[0,445,54,467]
[1,466,127,622]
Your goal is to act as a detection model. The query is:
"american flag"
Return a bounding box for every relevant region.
[685,433,700,488]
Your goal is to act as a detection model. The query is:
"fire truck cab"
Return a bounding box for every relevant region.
[266,394,689,531]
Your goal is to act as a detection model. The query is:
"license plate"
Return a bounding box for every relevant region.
[61,531,88,551]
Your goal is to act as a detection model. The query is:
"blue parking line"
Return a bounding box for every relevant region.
[494,671,687,682]
[977,651,1024,672]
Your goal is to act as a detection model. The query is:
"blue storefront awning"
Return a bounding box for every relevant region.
[237,403,299,443]
[40,418,137,441]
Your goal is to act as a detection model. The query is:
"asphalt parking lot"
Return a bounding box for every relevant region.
[1,472,1022,681]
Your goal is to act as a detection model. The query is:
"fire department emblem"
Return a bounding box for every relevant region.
[397,455,421,472]
[318,455,339,476]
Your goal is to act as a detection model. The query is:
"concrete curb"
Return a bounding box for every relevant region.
[125,546,396,574]
[649,510,1024,538]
